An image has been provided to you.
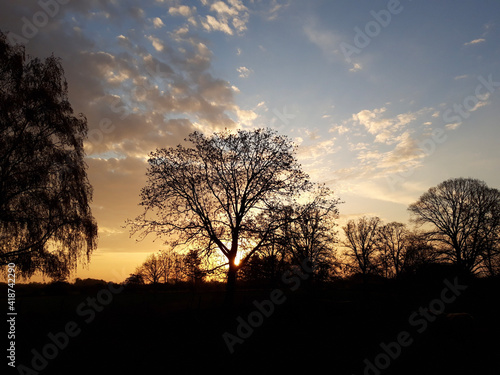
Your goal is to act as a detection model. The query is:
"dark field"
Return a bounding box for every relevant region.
[3,276,500,375]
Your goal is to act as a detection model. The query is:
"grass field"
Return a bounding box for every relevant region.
[2,276,500,375]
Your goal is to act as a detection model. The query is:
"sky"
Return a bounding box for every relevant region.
[2,0,500,282]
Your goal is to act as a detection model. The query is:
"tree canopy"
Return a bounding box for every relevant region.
[409,177,500,275]
[342,216,381,278]
[129,128,318,297]
[0,31,97,279]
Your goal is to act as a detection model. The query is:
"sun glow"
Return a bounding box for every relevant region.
[234,254,241,266]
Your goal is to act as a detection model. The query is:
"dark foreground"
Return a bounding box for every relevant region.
[2,276,500,375]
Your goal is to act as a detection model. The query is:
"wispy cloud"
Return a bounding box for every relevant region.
[464,38,486,46]
[302,18,364,72]
[352,107,419,144]
[303,22,341,60]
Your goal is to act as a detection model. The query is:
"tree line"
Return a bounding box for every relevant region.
[130,146,500,288]
[128,126,500,301]
[130,176,500,287]
[127,248,213,285]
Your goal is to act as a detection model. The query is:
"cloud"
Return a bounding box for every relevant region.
[349,142,369,151]
[0,0,257,262]
[265,0,288,21]
[377,131,423,171]
[353,108,393,137]
[329,124,350,135]
[202,14,234,34]
[152,17,164,28]
[466,97,490,114]
[199,0,249,35]
[147,35,165,52]
[303,19,363,72]
[352,107,419,144]
[169,5,195,18]
[464,38,486,46]
[323,106,438,190]
[237,66,253,78]
[234,107,258,126]
[349,63,362,72]
[298,136,339,160]
[211,1,239,16]
[445,122,461,130]
[303,22,342,63]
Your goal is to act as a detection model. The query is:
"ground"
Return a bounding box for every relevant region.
[2,276,499,375]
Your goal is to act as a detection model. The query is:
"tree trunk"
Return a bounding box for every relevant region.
[225,261,238,305]
[226,235,240,305]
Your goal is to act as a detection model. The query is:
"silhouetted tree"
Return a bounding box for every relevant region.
[403,230,439,273]
[129,128,311,302]
[377,222,409,278]
[239,253,287,284]
[342,216,381,280]
[278,188,341,282]
[125,273,144,285]
[0,31,97,279]
[182,249,206,284]
[137,253,165,284]
[158,248,180,283]
[409,178,500,275]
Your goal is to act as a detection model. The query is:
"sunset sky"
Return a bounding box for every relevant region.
[2,0,500,282]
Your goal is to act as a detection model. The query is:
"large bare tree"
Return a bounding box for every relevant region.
[409,178,500,275]
[0,31,97,279]
[129,128,311,300]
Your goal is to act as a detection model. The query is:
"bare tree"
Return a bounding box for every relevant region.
[137,253,165,284]
[409,178,500,275]
[158,248,181,283]
[0,31,97,279]
[182,249,206,284]
[128,128,311,301]
[279,188,341,281]
[240,231,288,283]
[481,246,500,276]
[403,230,439,272]
[378,222,409,278]
[342,216,381,279]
